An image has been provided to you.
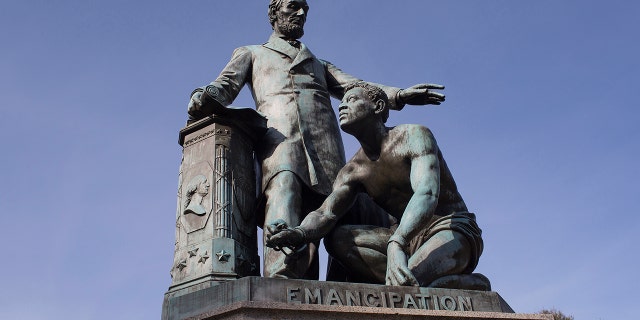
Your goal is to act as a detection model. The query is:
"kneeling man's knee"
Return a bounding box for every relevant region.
[324,225,354,259]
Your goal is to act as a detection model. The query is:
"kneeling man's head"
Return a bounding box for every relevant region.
[339,82,390,133]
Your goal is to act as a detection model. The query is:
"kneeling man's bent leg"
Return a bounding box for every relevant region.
[325,225,392,284]
[408,230,472,287]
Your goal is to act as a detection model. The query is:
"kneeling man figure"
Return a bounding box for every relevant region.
[266,82,490,290]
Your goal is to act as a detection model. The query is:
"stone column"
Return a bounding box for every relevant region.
[167,111,266,295]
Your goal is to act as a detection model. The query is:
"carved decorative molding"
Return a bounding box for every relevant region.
[183,127,231,148]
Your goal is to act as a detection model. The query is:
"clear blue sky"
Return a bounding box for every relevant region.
[1,1,638,319]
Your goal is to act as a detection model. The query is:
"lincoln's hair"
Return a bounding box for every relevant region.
[344,82,390,123]
[268,0,285,27]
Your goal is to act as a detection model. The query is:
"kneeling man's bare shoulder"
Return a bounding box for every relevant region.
[390,124,438,156]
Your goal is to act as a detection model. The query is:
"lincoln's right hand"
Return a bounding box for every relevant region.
[187,91,204,119]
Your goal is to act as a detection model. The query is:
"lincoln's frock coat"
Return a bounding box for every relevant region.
[198,34,403,196]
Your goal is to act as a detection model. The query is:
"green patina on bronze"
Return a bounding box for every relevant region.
[187,0,447,281]
[266,83,490,290]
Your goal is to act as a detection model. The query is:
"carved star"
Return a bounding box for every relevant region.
[237,253,247,266]
[198,251,210,264]
[216,249,231,262]
[176,259,187,271]
[188,248,199,257]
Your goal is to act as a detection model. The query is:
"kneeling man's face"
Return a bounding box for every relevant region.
[338,88,375,131]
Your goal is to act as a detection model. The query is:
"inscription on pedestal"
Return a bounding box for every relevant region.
[162,277,522,320]
[285,286,474,311]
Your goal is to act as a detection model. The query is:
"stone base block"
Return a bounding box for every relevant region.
[162,277,551,320]
[191,302,552,320]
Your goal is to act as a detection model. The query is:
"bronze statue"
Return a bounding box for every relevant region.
[266,82,490,290]
[187,0,445,280]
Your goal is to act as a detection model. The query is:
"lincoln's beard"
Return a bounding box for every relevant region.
[277,21,305,39]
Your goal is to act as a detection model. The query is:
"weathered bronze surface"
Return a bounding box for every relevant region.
[266,83,489,290]
[187,0,445,280]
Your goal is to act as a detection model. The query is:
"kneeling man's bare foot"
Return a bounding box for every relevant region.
[427,273,491,291]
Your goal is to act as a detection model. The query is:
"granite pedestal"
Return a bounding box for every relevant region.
[162,277,552,320]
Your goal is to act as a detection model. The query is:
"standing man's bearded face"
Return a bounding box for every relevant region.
[273,0,309,40]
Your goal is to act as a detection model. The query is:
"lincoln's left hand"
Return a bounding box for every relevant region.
[399,83,445,105]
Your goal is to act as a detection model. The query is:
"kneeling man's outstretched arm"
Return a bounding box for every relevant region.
[266,170,362,249]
